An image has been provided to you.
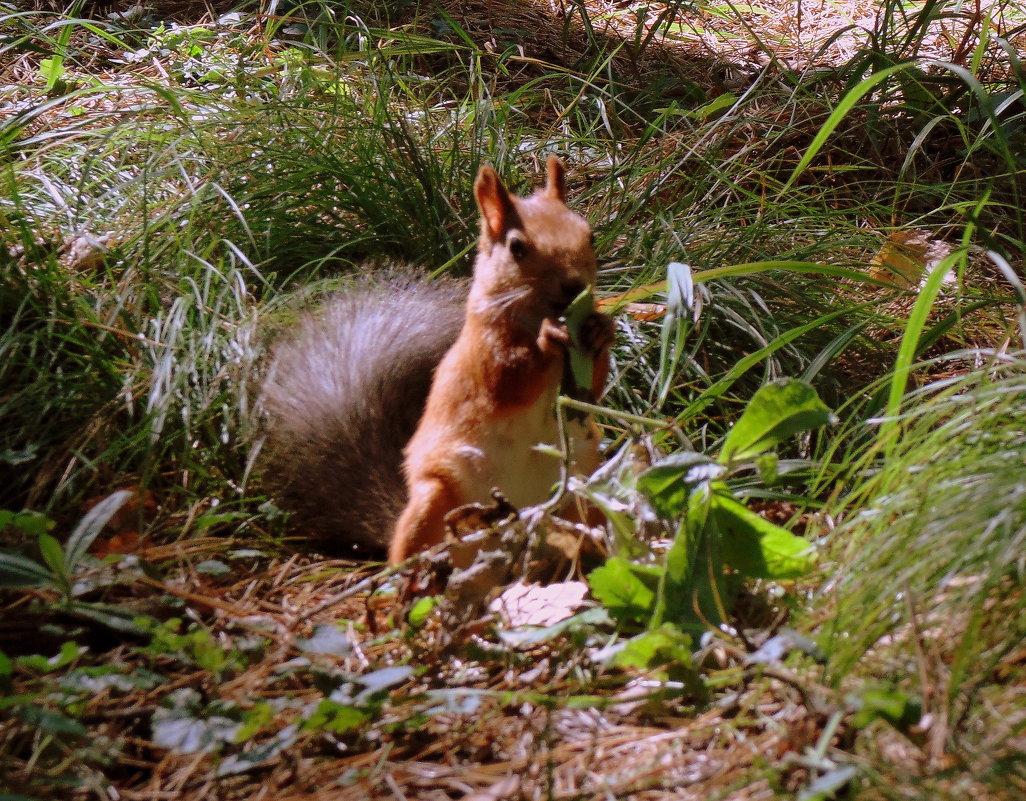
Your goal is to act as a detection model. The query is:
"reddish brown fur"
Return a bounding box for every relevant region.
[390,157,613,563]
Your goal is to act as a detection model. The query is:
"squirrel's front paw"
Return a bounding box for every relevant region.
[538,318,571,355]
[580,312,615,355]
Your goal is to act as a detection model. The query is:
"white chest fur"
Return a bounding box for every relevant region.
[457,381,566,508]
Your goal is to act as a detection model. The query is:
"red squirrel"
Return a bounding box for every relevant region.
[260,158,612,562]
[390,157,613,563]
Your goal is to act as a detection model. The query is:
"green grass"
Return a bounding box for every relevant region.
[820,349,1026,795]
[1,0,1025,797]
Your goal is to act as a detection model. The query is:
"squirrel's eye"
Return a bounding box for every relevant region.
[508,235,528,260]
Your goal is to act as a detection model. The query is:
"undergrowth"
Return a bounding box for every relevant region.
[1,0,1025,798]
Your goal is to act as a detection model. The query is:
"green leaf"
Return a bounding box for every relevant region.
[562,285,595,394]
[650,482,715,629]
[66,601,152,636]
[682,93,738,120]
[755,452,779,485]
[850,685,922,731]
[14,703,87,736]
[38,533,67,582]
[302,700,370,734]
[613,624,702,688]
[636,453,724,519]
[0,551,53,588]
[233,701,274,743]
[497,607,610,648]
[712,492,815,579]
[0,509,54,537]
[408,596,438,628]
[39,56,65,91]
[587,557,660,626]
[216,723,298,776]
[64,489,134,572]
[719,379,835,465]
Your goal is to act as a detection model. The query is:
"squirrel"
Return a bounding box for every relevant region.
[390,157,613,563]
[259,157,613,563]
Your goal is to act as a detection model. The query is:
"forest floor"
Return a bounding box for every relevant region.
[2,0,1025,799]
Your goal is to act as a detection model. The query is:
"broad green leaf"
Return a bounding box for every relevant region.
[850,685,923,731]
[37,533,67,582]
[408,596,438,628]
[233,702,274,744]
[0,509,54,537]
[719,379,835,465]
[562,286,595,394]
[755,452,779,485]
[587,557,660,626]
[713,492,815,579]
[303,700,370,734]
[13,703,87,736]
[636,453,723,519]
[650,482,714,629]
[613,625,692,670]
[0,551,52,588]
[64,489,134,572]
[613,625,703,690]
[39,56,64,91]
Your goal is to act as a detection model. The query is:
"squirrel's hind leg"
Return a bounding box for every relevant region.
[389,477,460,564]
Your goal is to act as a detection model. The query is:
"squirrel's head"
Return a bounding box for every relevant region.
[472,156,596,318]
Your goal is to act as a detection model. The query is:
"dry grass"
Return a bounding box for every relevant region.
[2,533,837,800]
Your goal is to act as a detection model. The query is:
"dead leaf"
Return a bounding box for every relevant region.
[621,301,667,322]
[62,231,116,272]
[869,230,954,289]
[488,580,589,627]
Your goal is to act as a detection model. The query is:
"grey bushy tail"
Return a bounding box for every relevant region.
[259,276,467,550]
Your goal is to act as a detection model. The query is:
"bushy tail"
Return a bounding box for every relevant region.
[258,276,467,551]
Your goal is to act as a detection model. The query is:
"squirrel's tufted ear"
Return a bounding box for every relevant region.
[543,156,566,202]
[474,165,518,242]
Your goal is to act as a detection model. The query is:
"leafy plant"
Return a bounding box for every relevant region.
[589,378,831,634]
[0,490,150,634]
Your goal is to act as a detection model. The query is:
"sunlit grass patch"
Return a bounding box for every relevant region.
[816,346,1026,793]
[0,0,1025,798]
